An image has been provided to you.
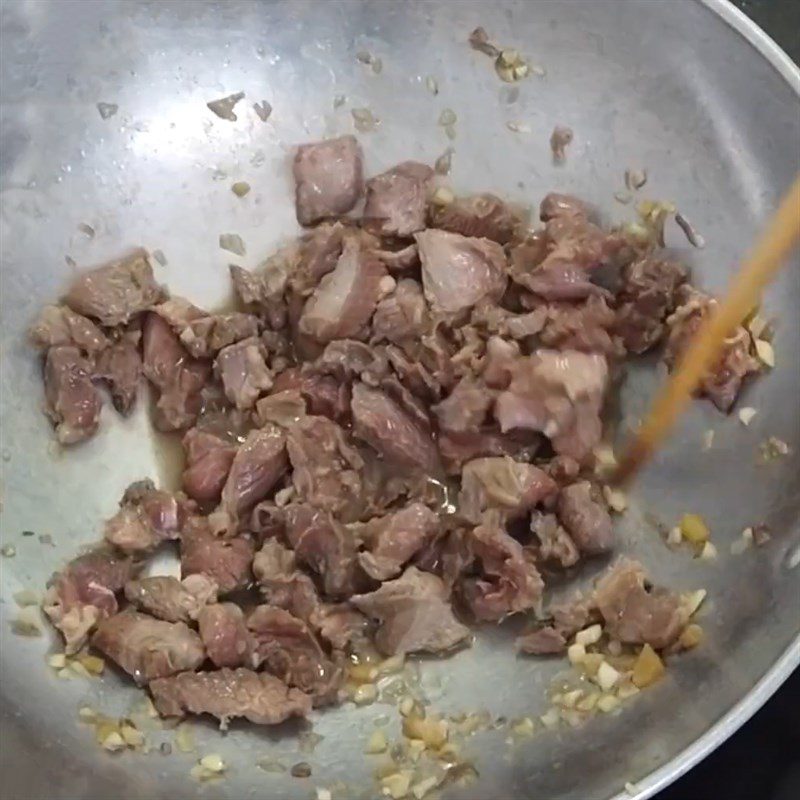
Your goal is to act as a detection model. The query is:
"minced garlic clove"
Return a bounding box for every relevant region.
[632,644,665,688]
[679,514,710,544]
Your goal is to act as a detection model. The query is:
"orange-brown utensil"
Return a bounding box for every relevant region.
[614,175,800,485]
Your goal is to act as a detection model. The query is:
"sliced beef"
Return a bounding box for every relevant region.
[385,344,441,402]
[230,254,292,331]
[372,279,428,344]
[124,575,217,623]
[181,428,237,503]
[253,538,321,621]
[665,286,760,411]
[482,336,521,389]
[30,305,108,354]
[215,337,273,410]
[64,249,163,326]
[94,334,142,414]
[428,193,522,244]
[284,504,360,599]
[358,503,440,581]
[313,339,388,383]
[180,517,254,594]
[43,550,135,653]
[433,378,494,433]
[255,389,307,428]
[351,382,439,473]
[92,611,205,683]
[376,242,420,272]
[298,237,386,343]
[291,222,347,294]
[438,427,540,473]
[198,603,252,668]
[149,668,312,725]
[541,296,621,357]
[293,135,364,226]
[494,349,608,461]
[614,257,687,353]
[516,626,567,655]
[272,367,350,423]
[43,345,102,444]
[459,457,558,522]
[352,567,470,656]
[363,161,433,237]
[462,511,544,622]
[312,604,371,650]
[594,559,687,649]
[557,481,613,555]
[104,479,185,553]
[248,605,342,705]
[142,312,210,431]
[217,426,288,530]
[530,512,579,568]
[539,193,589,222]
[415,229,507,314]
[286,415,364,516]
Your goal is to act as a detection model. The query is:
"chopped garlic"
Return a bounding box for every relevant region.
[13,589,39,607]
[376,654,405,676]
[231,181,251,198]
[510,717,535,737]
[738,407,758,426]
[596,661,620,691]
[120,724,145,748]
[102,731,126,752]
[431,186,454,206]
[78,654,105,675]
[78,706,97,722]
[402,715,448,749]
[425,76,439,95]
[679,624,704,650]
[316,789,332,800]
[682,589,707,617]
[398,697,415,717]
[12,606,43,636]
[540,708,560,729]
[747,314,768,339]
[680,514,709,544]
[616,682,640,700]
[353,683,378,705]
[575,624,603,646]
[593,444,618,472]
[754,339,775,367]
[175,722,195,753]
[199,754,226,773]
[597,694,620,713]
[625,781,638,795]
[702,429,715,451]
[666,526,683,547]
[412,775,441,799]
[365,729,388,754]
[219,233,246,256]
[699,541,718,560]
[603,485,628,513]
[559,689,583,709]
[48,653,68,669]
[381,771,412,799]
[632,644,665,688]
[576,693,599,712]
[567,643,586,664]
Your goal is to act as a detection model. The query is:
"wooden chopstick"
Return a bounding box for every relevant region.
[613,175,800,485]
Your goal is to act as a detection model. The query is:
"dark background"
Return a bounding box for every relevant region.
[659,2,799,799]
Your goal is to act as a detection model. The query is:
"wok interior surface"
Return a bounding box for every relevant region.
[0,1,798,798]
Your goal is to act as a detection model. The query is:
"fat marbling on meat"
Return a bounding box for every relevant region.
[293,135,364,226]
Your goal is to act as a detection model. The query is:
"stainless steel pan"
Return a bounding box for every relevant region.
[1,1,798,798]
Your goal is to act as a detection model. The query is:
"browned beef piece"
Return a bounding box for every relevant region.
[104,479,185,553]
[293,135,364,226]
[229,257,291,331]
[529,512,579,568]
[358,503,440,581]
[94,333,142,414]
[428,193,522,244]
[363,161,433,237]
[92,611,205,683]
[298,237,386,343]
[142,313,210,431]
[437,427,540,473]
[290,222,347,294]
[351,382,439,473]
[472,304,548,343]
[286,415,363,515]
[198,603,252,668]
[181,428,237,503]
[180,517,254,594]
[216,426,288,530]
[248,605,342,705]
[383,344,440,404]
[432,378,494,433]
[516,626,567,655]
[415,229,507,314]
[124,575,217,623]
[284,504,361,599]
[372,279,428,344]
[375,243,420,272]
[462,511,544,622]
[215,337,273,410]
[614,257,687,353]
[665,286,760,411]
[494,349,608,461]
[254,389,307,428]
[557,481,613,555]
[155,298,261,358]
[253,539,321,621]
[594,559,687,649]
[272,367,350,423]
[43,345,102,444]
[352,567,470,656]
[313,339,389,382]
[64,249,163,326]
[149,667,312,725]
[30,305,108,354]
[459,457,558,522]
[541,296,621,357]
[43,550,135,653]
